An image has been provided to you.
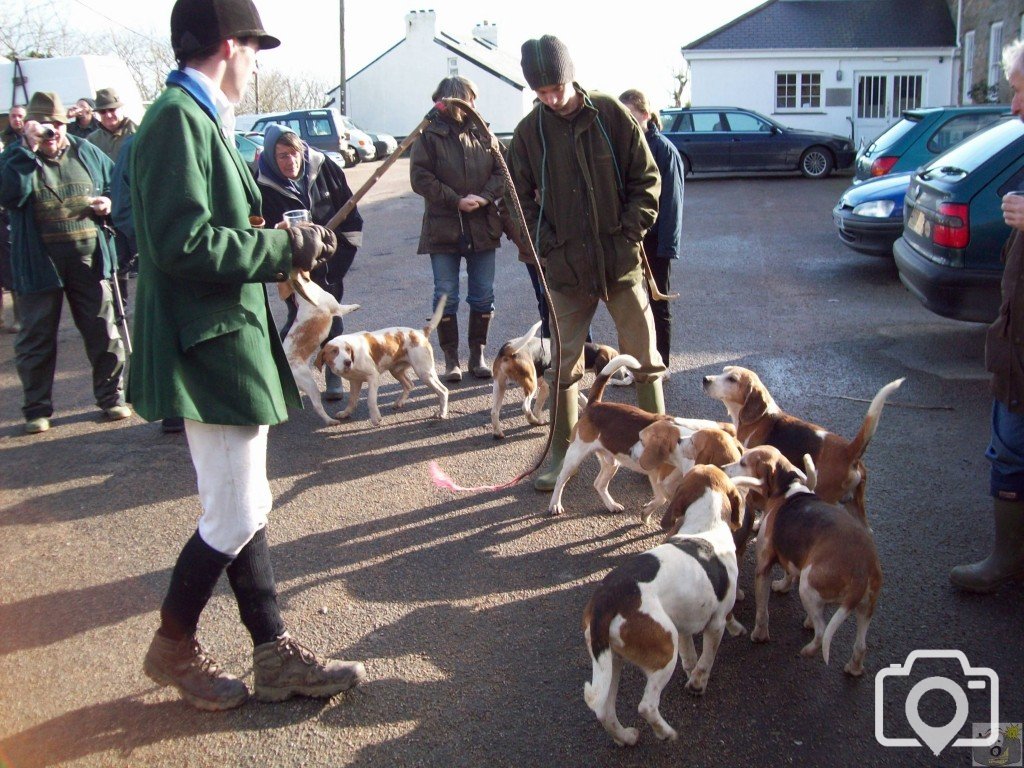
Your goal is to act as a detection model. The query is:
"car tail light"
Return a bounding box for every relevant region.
[933,203,969,249]
[870,156,898,177]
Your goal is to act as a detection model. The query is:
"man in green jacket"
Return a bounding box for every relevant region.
[131,0,365,711]
[0,91,129,434]
[507,35,665,491]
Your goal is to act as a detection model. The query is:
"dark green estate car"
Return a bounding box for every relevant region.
[894,118,1024,322]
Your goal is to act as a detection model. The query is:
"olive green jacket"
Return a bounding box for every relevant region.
[506,86,659,299]
[86,118,138,163]
[127,80,299,425]
[410,115,505,255]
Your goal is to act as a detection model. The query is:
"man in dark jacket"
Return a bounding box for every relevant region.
[67,98,100,139]
[951,39,1024,593]
[132,0,366,711]
[507,35,664,490]
[0,91,130,434]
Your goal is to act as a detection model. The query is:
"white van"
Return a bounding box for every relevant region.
[1,55,145,125]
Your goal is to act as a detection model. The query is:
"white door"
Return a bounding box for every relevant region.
[854,73,924,146]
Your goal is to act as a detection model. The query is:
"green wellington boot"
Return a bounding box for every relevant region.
[534,384,579,492]
[636,377,665,416]
[950,498,1024,593]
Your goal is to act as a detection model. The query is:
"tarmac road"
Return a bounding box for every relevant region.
[1,160,1022,768]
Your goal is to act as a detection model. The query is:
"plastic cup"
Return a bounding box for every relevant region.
[283,209,311,227]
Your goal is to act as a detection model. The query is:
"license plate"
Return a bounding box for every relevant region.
[906,206,929,238]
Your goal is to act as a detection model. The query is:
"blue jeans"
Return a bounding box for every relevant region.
[430,251,495,315]
[988,399,1024,499]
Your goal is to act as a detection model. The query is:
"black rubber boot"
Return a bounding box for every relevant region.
[468,311,493,379]
[950,498,1024,593]
[437,314,461,382]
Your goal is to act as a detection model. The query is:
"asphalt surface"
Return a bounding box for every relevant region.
[1,160,1022,768]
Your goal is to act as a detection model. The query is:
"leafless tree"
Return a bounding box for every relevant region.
[670,64,691,108]
[102,31,176,103]
[0,6,77,60]
[239,69,331,114]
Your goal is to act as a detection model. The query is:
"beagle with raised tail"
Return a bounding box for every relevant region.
[280,277,361,425]
[582,465,758,746]
[315,298,449,426]
[547,355,730,522]
[703,366,903,521]
[723,445,883,676]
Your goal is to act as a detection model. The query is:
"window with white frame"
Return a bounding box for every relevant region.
[775,72,821,110]
[448,56,458,76]
[963,30,975,103]
[989,22,1004,100]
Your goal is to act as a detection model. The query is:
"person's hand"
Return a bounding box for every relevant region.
[286,223,337,271]
[458,196,481,212]
[22,120,43,151]
[89,196,111,216]
[1003,192,1024,232]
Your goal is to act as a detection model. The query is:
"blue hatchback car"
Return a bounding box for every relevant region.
[833,172,913,255]
[855,106,1007,181]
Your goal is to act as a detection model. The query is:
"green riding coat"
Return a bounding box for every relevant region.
[127,83,300,426]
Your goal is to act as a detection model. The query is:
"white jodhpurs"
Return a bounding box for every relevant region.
[184,420,272,556]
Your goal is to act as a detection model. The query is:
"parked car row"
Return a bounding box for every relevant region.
[246,108,397,169]
[830,106,1024,324]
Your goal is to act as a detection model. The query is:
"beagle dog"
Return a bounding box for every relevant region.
[490,323,621,438]
[315,298,449,426]
[703,366,903,521]
[280,277,361,425]
[723,445,883,676]
[582,465,758,746]
[547,354,729,522]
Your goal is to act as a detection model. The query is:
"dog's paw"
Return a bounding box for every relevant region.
[547,505,564,517]
[322,418,341,427]
[493,431,506,440]
[654,724,679,741]
[771,576,793,594]
[751,625,770,643]
[843,660,865,677]
[334,410,353,421]
[736,587,746,602]
[726,617,747,637]
[614,727,639,747]
[803,615,814,630]
[799,641,821,659]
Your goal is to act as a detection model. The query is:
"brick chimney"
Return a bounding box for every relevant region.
[406,9,437,40]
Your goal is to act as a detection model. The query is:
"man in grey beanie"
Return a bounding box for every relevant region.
[507,35,665,491]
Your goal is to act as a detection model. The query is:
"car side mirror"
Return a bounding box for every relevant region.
[771,125,780,135]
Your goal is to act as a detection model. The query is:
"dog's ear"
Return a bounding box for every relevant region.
[638,422,674,471]
[313,347,327,372]
[718,421,738,437]
[314,344,338,372]
[726,484,744,530]
[737,375,771,425]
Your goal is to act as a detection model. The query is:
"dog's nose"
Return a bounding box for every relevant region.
[702,376,713,387]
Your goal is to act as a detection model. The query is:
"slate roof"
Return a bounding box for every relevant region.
[684,0,956,51]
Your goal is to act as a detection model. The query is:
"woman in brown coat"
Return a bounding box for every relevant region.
[410,76,505,381]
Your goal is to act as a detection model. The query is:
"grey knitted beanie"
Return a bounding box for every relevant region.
[520,35,575,90]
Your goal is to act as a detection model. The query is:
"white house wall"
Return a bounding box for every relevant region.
[346,38,531,136]
[686,49,954,144]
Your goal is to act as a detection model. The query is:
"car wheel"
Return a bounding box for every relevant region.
[800,146,833,179]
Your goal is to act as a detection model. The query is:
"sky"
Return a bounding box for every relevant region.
[37,0,766,112]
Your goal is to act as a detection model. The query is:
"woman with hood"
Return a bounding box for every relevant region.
[257,124,363,400]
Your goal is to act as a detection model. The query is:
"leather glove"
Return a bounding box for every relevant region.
[286,223,337,271]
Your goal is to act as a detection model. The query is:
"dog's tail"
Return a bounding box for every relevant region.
[588,354,641,406]
[504,320,542,357]
[423,294,448,336]
[821,605,850,666]
[845,377,905,463]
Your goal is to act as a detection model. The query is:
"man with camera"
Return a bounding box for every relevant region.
[67,97,100,140]
[0,91,129,434]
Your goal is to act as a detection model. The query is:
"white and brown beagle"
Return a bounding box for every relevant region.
[703,366,903,521]
[547,354,731,522]
[723,445,883,676]
[582,465,758,746]
[315,298,449,427]
[490,322,621,439]
[280,277,361,425]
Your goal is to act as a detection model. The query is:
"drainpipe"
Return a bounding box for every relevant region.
[952,0,963,105]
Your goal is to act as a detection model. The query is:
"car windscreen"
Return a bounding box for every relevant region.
[921,118,1024,176]
[866,116,920,154]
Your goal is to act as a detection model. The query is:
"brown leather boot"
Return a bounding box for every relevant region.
[253,633,366,702]
[143,632,249,711]
[437,314,461,382]
[468,311,493,379]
